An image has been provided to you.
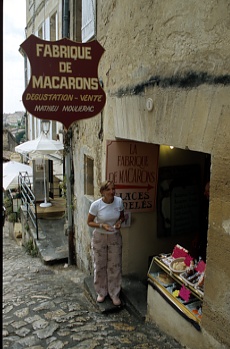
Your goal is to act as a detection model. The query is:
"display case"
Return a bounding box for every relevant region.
[147,253,204,329]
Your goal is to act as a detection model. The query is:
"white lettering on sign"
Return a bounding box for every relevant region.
[34,105,59,112]
[36,44,92,59]
[62,105,94,112]
[32,76,98,90]
[26,93,74,101]
[80,94,103,102]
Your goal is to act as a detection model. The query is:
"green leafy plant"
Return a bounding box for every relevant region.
[24,239,38,257]
[8,212,17,223]
[13,192,21,199]
[4,197,13,216]
[59,176,67,198]
[3,197,20,223]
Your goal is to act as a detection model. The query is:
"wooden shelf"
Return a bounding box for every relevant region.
[147,256,203,327]
[149,256,203,301]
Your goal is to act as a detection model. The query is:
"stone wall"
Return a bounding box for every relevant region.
[98,0,230,91]
[72,115,103,273]
[71,1,230,347]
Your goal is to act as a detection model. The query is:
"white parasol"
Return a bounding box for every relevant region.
[15,133,64,157]
[3,161,33,190]
[15,133,63,208]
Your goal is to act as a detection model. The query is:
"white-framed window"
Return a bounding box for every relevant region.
[37,25,43,39]
[37,18,50,40]
[82,0,96,42]
[44,17,50,40]
[50,11,57,41]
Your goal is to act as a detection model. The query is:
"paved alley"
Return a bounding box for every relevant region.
[3,223,185,349]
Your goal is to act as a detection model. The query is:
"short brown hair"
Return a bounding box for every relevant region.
[99,180,115,194]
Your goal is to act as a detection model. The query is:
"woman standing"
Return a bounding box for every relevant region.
[87,180,125,306]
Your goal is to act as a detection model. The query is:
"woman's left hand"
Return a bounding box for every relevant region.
[114,221,122,229]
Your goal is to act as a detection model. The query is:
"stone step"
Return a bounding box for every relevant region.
[84,275,147,320]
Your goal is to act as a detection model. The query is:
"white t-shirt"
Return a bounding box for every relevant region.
[89,196,124,234]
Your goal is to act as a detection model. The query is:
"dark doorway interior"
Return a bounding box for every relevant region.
[157,148,211,261]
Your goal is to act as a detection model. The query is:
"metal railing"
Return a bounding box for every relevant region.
[19,171,39,239]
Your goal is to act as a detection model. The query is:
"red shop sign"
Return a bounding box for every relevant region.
[106,140,159,212]
[20,35,106,129]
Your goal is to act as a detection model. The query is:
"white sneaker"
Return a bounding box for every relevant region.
[112,296,121,306]
[97,295,105,303]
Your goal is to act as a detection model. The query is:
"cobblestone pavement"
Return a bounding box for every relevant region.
[3,225,185,349]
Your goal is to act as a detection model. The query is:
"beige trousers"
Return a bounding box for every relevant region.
[92,231,122,298]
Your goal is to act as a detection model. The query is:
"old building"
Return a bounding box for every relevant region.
[23,0,65,199]
[71,1,230,348]
[24,1,230,348]
[3,129,19,162]
[3,129,18,152]
[24,0,64,142]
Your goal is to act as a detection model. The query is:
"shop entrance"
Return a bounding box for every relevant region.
[146,146,211,333]
[156,146,211,262]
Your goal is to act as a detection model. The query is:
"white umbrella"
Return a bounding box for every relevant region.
[3,161,33,190]
[15,133,64,158]
[15,134,64,208]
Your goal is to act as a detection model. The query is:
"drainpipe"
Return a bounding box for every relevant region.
[24,52,28,141]
[65,129,75,265]
[62,0,74,265]
[63,0,69,38]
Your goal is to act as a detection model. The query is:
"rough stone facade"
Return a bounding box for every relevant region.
[71,1,230,348]
[3,129,18,151]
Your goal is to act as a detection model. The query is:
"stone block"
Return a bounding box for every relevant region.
[14,223,22,238]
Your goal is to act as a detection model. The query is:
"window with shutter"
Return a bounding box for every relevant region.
[82,0,96,42]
